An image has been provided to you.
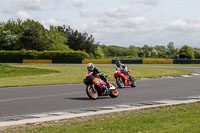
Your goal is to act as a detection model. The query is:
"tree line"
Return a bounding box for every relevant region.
[0,19,200,59]
[98,43,200,59]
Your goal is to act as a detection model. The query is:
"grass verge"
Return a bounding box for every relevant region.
[5,102,200,133]
[0,64,195,87]
[0,64,59,78]
[131,64,200,67]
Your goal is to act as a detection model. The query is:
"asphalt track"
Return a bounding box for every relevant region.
[0,65,200,119]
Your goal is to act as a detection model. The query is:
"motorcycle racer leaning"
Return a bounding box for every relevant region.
[87,63,111,92]
[115,60,132,81]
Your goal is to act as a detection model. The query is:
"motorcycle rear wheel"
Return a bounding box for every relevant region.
[86,85,98,100]
[130,81,136,87]
[130,77,136,87]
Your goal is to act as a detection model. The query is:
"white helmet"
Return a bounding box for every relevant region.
[87,63,94,71]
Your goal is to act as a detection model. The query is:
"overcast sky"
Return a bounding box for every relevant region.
[0,0,200,48]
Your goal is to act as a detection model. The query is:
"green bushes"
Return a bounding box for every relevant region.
[0,50,90,60]
[178,45,195,59]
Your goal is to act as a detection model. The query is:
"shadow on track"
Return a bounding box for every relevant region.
[66,96,111,101]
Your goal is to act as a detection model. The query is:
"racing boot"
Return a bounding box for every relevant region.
[105,80,111,88]
[128,74,133,81]
[106,81,111,95]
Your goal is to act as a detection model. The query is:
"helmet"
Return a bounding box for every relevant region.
[116,60,121,67]
[87,63,94,71]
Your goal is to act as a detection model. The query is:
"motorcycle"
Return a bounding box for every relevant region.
[114,70,136,88]
[84,72,119,100]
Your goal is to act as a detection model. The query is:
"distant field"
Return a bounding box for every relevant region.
[0,63,195,87]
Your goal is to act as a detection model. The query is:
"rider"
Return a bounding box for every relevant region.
[87,63,111,89]
[115,60,132,81]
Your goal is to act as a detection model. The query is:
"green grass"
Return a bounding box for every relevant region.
[0,64,195,87]
[130,64,200,67]
[6,102,200,133]
[0,64,59,78]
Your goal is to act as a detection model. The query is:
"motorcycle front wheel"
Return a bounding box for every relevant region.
[86,85,98,100]
[109,83,119,98]
[116,77,124,88]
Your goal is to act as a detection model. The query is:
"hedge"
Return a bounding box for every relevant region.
[0,50,90,60]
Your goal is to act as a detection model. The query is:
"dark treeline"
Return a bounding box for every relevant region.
[0,19,200,59]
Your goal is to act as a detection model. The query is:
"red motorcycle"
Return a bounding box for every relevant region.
[114,70,136,88]
[84,72,119,100]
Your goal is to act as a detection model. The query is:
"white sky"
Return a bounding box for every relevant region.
[0,0,200,48]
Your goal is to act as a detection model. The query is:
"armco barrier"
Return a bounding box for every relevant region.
[23,59,52,63]
[143,59,173,64]
[112,60,142,64]
[173,59,200,64]
[52,60,82,64]
[82,60,112,64]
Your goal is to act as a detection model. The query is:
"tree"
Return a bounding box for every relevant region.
[55,25,97,54]
[129,45,138,57]
[0,30,18,50]
[94,45,104,58]
[18,19,47,51]
[46,27,70,51]
[167,42,175,50]
[167,42,177,58]
[142,45,152,57]
[193,48,200,59]
[154,45,167,58]
[0,19,71,51]
[178,45,195,59]
[138,48,144,57]
[151,48,159,58]
[0,19,22,50]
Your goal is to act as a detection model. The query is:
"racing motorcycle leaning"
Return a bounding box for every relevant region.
[84,72,119,100]
[114,70,136,88]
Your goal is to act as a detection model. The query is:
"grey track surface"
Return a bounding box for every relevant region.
[0,65,200,118]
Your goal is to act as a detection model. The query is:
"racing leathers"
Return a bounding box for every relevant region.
[115,64,132,81]
[87,67,111,89]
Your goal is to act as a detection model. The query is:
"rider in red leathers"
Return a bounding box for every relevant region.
[115,60,132,81]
